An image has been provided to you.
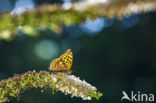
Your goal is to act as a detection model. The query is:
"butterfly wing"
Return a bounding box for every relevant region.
[49,49,73,72]
[60,49,73,71]
[49,58,66,72]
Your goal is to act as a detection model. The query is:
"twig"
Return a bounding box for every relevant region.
[0,71,102,103]
[0,0,156,40]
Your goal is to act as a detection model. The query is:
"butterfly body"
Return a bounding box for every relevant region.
[49,49,73,72]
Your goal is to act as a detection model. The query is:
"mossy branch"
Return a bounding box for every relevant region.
[0,0,156,40]
[0,71,102,103]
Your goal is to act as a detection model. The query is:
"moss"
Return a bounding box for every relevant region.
[0,0,155,40]
[0,71,102,102]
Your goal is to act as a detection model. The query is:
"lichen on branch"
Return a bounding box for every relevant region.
[0,71,102,103]
[0,0,156,40]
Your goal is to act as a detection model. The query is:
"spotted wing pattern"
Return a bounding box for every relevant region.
[49,49,73,72]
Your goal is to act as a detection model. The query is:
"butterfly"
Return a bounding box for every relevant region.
[49,49,73,73]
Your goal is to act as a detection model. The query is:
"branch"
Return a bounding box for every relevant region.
[0,71,102,103]
[0,0,156,40]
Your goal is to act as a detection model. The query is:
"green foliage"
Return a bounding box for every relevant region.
[0,0,156,40]
[0,71,102,103]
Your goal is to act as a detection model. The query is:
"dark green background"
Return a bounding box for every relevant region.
[0,0,156,103]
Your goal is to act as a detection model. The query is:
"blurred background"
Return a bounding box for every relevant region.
[0,0,156,103]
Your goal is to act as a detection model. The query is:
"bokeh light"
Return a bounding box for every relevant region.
[11,0,34,15]
[117,15,139,30]
[34,40,60,60]
[62,0,72,2]
[0,0,155,103]
[80,18,113,35]
[86,0,108,4]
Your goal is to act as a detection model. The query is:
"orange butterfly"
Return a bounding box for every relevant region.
[49,49,73,72]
